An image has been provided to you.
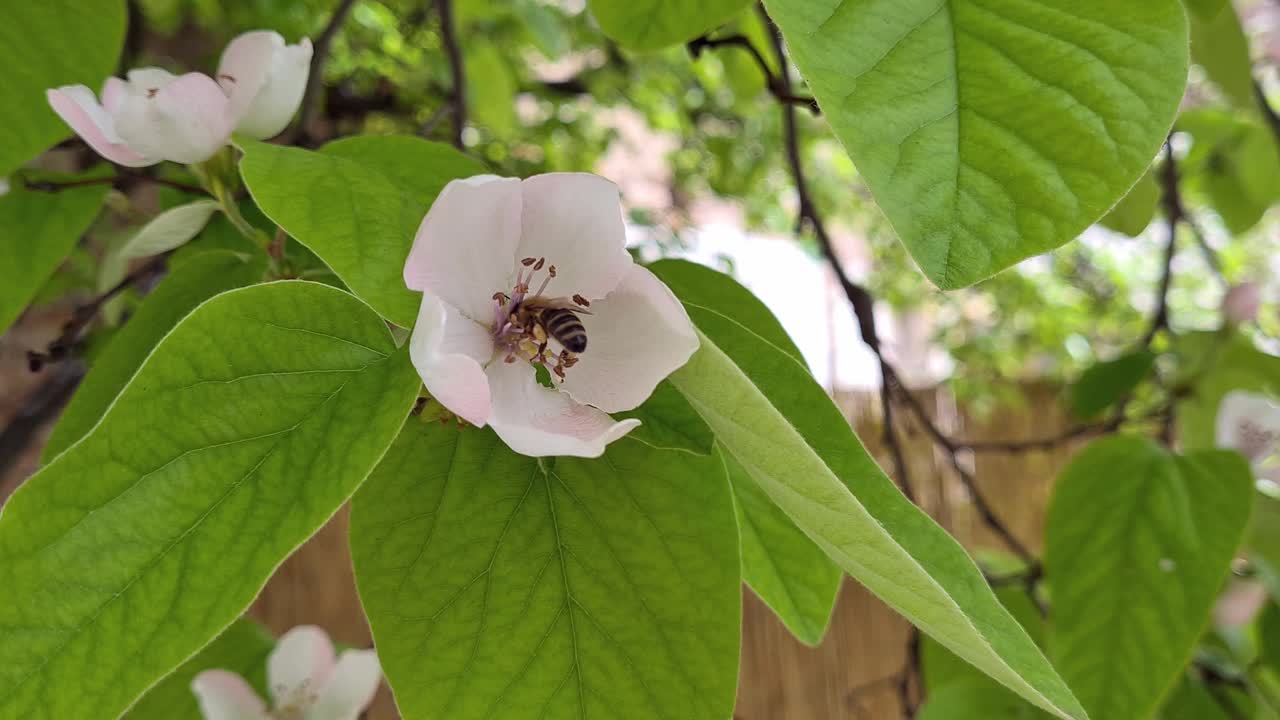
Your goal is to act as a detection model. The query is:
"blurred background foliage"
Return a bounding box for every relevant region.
[71,0,1279,409]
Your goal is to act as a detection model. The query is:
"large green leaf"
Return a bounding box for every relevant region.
[762,0,1187,288]
[0,0,126,177]
[1046,436,1254,720]
[350,420,740,719]
[651,260,1086,719]
[238,135,485,327]
[125,619,275,720]
[1099,169,1159,237]
[917,680,1047,720]
[44,249,267,460]
[1190,3,1255,112]
[0,282,420,719]
[724,448,842,645]
[587,0,752,51]
[0,182,107,334]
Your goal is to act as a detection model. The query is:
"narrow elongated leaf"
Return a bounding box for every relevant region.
[125,619,275,720]
[0,182,107,334]
[922,585,1044,693]
[44,249,267,459]
[1046,436,1254,720]
[238,136,485,327]
[725,450,842,645]
[652,260,1086,719]
[0,0,126,176]
[0,282,420,719]
[762,0,1187,288]
[1067,350,1156,419]
[350,421,740,720]
[587,0,752,51]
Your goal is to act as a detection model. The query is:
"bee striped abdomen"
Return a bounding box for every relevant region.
[542,308,587,353]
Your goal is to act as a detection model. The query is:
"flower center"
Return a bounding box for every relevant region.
[491,256,591,382]
[270,679,318,720]
[1237,418,1279,464]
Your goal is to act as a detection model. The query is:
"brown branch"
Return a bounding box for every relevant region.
[26,253,173,373]
[436,0,467,150]
[686,34,820,114]
[296,0,360,138]
[1142,141,1181,348]
[1256,78,1280,152]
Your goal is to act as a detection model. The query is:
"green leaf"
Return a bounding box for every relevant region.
[617,379,716,454]
[0,0,126,176]
[1099,169,1159,237]
[0,182,107,334]
[1067,349,1156,419]
[1260,604,1280,670]
[1176,332,1280,450]
[0,282,420,719]
[726,449,842,645]
[238,135,485,327]
[922,585,1044,693]
[1183,0,1228,21]
[44,249,267,460]
[350,421,741,720]
[651,260,1086,719]
[917,680,1047,720]
[466,43,518,135]
[125,619,275,720]
[1046,436,1254,720]
[587,0,752,51]
[762,0,1187,288]
[1158,673,1235,720]
[1190,4,1255,111]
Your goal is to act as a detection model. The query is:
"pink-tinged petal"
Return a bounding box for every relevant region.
[1216,390,1280,466]
[410,293,493,427]
[113,72,234,164]
[218,31,313,139]
[46,86,154,167]
[268,625,335,707]
[559,265,698,413]
[101,77,128,113]
[1223,282,1261,325]
[517,173,633,302]
[486,359,640,457]
[405,175,522,322]
[191,670,268,720]
[308,649,382,720]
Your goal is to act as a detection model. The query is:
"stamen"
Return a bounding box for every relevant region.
[534,274,553,297]
[218,73,237,83]
[146,88,158,98]
[572,294,590,307]
[533,257,545,271]
[521,257,537,266]
[504,354,517,364]
[492,291,508,304]
[548,265,557,278]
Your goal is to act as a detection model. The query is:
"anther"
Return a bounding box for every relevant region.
[146,88,158,98]
[533,257,545,271]
[548,265,557,278]
[572,294,590,307]
[492,291,508,303]
[521,257,537,266]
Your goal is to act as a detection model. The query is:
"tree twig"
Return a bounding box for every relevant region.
[1142,141,1181,348]
[296,0,360,139]
[436,0,467,150]
[1255,78,1280,152]
[23,173,205,196]
[686,34,820,114]
[26,253,173,372]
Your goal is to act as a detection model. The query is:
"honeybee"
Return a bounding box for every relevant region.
[513,296,591,354]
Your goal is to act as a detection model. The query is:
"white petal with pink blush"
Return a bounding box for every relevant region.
[403,172,699,458]
[1217,390,1280,481]
[192,625,381,720]
[48,68,234,167]
[217,30,313,139]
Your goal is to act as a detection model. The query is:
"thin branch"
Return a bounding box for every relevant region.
[436,0,467,150]
[296,0,360,137]
[23,173,205,196]
[26,253,173,372]
[1256,78,1280,152]
[1143,141,1181,348]
[0,360,85,481]
[686,34,820,114]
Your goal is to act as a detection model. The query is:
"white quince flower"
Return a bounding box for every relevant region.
[1223,282,1262,326]
[47,69,234,167]
[192,625,380,720]
[1217,390,1280,484]
[403,172,699,458]
[217,30,313,139]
